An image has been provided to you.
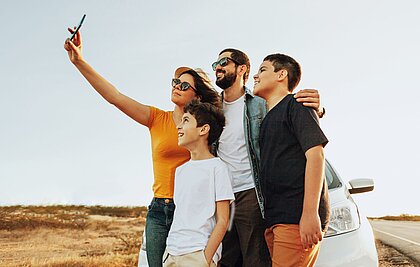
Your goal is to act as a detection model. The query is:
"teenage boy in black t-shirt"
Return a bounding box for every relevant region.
[253,53,329,267]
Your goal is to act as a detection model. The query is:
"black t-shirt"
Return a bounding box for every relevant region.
[259,94,330,230]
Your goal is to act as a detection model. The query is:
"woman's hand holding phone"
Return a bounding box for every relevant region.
[64,15,85,65]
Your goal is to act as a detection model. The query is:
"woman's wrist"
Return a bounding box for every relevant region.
[73,58,87,68]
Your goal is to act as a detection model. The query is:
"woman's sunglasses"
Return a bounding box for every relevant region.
[172,78,197,92]
[211,57,241,71]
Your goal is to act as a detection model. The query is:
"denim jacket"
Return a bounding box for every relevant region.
[214,87,268,217]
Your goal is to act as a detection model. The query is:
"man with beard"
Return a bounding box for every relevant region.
[211,48,323,267]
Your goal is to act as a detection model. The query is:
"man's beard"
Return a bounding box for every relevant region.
[216,70,237,90]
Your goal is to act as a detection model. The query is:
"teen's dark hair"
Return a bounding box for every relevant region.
[181,69,221,108]
[219,48,251,83]
[184,100,225,146]
[264,53,302,92]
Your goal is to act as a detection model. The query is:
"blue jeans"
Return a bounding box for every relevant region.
[145,198,175,267]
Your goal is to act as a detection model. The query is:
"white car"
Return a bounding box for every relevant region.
[315,160,378,266]
[138,160,378,267]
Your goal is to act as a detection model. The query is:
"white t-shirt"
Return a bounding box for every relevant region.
[218,94,255,193]
[166,157,234,263]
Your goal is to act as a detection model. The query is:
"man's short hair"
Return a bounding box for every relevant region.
[184,100,225,146]
[219,48,251,83]
[264,53,301,92]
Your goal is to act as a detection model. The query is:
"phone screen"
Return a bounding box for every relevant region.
[70,14,86,41]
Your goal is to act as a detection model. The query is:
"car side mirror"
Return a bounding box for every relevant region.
[348,178,374,194]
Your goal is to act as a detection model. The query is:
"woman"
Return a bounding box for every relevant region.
[64,28,220,267]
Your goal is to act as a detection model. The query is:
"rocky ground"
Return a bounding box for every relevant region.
[376,239,419,267]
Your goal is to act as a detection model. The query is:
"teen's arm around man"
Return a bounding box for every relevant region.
[253,53,329,267]
[213,48,324,267]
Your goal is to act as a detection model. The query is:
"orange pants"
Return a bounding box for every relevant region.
[264,224,321,267]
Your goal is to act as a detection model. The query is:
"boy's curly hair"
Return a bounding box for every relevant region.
[184,100,225,146]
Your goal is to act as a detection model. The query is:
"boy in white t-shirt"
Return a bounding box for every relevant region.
[164,100,234,267]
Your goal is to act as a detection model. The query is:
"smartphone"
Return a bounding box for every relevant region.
[70,14,86,41]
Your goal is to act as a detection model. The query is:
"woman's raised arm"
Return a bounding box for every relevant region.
[64,28,151,126]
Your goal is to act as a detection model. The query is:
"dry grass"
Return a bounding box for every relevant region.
[0,205,146,267]
[369,214,420,221]
[30,254,137,267]
[2,206,417,266]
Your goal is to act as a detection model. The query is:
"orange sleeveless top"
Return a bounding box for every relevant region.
[146,106,190,198]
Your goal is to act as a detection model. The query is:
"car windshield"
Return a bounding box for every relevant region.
[326,160,342,190]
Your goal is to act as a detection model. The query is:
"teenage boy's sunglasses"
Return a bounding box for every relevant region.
[212,57,241,71]
[172,78,197,92]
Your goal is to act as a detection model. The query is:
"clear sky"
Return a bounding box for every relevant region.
[1,0,419,217]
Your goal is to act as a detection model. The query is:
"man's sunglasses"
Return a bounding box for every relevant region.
[212,57,241,71]
[172,78,197,92]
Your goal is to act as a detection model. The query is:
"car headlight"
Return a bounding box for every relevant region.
[324,198,360,237]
